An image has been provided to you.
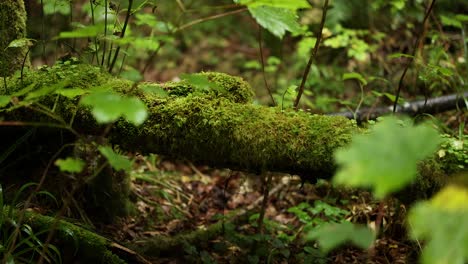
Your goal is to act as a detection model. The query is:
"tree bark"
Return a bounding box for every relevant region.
[0,0,30,77]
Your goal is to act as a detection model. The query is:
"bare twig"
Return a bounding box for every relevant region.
[176,8,247,32]
[294,0,329,109]
[258,27,276,105]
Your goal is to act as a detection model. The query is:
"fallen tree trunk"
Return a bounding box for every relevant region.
[0,62,458,197]
[330,92,468,122]
[2,62,357,181]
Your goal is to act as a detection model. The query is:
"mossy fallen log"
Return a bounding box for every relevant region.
[2,62,356,181]
[2,208,128,263]
[0,62,459,199]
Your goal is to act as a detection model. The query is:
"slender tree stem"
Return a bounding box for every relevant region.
[393,0,436,113]
[294,0,329,109]
[258,27,276,106]
[109,0,133,73]
[176,8,247,32]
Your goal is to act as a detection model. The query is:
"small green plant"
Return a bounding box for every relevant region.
[0,184,61,263]
[288,201,349,233]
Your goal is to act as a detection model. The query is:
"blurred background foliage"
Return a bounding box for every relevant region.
[25,0,467,125]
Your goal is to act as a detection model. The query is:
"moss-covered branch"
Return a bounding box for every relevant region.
[2,62,356,180]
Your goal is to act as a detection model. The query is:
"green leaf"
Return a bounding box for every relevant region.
[181,74,224,93]
[455,14,468,22]
[57,23,102,39]
[80,91,148,126]
[6,38,34,49]
[408,186,468,264]
[0,96,11,107]
[236,0,310,10]
[343,72,367,86]
[98,146,133,172]
[140,84,169,98]
[440,15,462,29]
[307,222,374,253]
[247,6,302,39]
[333,116,441,199]
[55,88,88,98]
[55,157,85,173]
[388,53,415,59]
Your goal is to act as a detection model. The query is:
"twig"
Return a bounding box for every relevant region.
[258,27,276,106]
[257,172,272,233]
[392,0,436,113]
[294,0,329,109]
[176,8,247,32]
[109,0,134,73]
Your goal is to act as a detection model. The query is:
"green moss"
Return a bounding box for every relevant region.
[0,0,30,76]
[113,96,357,178]
[141,72,254,103]
[19,210,127,263]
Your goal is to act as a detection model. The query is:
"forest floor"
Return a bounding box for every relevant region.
[101,157,418,263]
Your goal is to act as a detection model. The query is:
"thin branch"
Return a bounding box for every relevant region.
[176,8,247,32]
[109,0,134,73]
[392,0,436,113]
[294,0,329,109]
[258,27,276,106]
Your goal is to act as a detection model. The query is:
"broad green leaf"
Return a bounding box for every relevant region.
[0,96,11,107]
[6,38,34,49]
[181,74,224,93]
[455,14,468,22]
[98,146,133,172]
[140,84,169,98]
[80,91,148,126]
[55,157,85,173]
[333,116,441,199]
[57,24,102,39]
[135,13,159,27]
[440,15,462,29]
[55,88,88,98]
[247,6,302,39]
[25,81,68,100]
[236,0,310,10]
[307,222,374,253]
[408,186,468,264]
[343,72,367,86]
[181,74,212,92]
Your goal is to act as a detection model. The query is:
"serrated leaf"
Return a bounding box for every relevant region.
[55,88,88,98]
[307,222,374,253]
[408,186,468,264]
[80,91,148,125]
[333,116,441,199]
[55,157,85,173]
[98,146,133,172]
[343,72,367,86]
[248,5,302,39]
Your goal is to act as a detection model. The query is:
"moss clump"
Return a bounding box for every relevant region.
[142,72,254,103]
